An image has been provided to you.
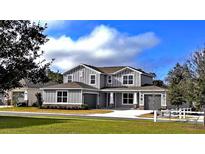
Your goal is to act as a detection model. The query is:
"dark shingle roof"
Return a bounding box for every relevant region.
[83,64,153,76]
[42,82,97,89]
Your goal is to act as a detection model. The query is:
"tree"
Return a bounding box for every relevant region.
[153,80,164,87]
[47,69,63,83]
[0,20,52,91]
[166,63,187,107]
[187,48,205,109]
[35,92,43,108]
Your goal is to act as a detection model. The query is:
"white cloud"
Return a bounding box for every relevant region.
[42,25,160,71]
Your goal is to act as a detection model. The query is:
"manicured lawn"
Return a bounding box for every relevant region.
[0,107,112,114]
[0,115,205,134]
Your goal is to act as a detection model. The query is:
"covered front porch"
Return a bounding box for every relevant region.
[100,86,167,110]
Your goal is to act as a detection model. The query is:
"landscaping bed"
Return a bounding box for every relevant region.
[0,107,113,114]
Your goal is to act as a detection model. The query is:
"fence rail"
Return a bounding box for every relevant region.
[154,108,205,125]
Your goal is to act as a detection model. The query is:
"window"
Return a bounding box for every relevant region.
[67,75,73,83]
[123,75,133,85]
[57,91,68,103]
[123,93,134,104]
[90,74,96,85]
[107,75,112,84]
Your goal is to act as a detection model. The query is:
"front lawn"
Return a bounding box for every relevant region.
[0,107,112,114]
[0,115,205,134]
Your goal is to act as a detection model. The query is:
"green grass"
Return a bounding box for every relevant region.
[0,115,205,134]
[0,107,112,114]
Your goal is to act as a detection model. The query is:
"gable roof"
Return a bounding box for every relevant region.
[84,64,153,76]
[41,82,97,90]
[63,64,154,77]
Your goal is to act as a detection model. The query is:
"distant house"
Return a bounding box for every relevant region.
[41,64,167,110]
[2,79,57,106]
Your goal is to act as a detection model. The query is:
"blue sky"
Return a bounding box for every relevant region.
[42,20,205,80]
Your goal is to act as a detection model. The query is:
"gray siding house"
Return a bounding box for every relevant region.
[41,64,167,110]
[1,79,57,106]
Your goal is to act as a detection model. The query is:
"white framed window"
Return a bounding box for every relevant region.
[122,74,134,85]
[67,75,73,83]
[107,75,112,84]
[122,93,134,104]
[57,91,68,103]
[89,74,96,85]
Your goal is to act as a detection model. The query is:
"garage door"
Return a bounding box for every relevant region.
[144,94,161,110]
[83,94,97,109]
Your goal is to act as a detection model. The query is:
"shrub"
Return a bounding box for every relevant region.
[16,102,27,107]
[81,104,89,110]
[35,93,43,108]
[32,102,38,107]
[6,99,11,105]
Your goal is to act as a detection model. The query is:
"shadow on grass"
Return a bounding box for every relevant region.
[0,116,66,129]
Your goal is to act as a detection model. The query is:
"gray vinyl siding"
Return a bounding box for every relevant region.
[63,65,100,89]
[43,89,82,104]
[99,92,106,107]
[100,75,106,88]
[104,68,141,87]
[141,74,153,85]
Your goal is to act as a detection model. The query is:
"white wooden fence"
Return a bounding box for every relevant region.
[154,108,205,124]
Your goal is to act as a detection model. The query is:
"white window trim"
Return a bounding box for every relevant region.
[56,90,68,103]
[107,75,112,84]
[89,74,96,85]
[122,74,134,85]
[67,74,73,83]
[121,92,134,105]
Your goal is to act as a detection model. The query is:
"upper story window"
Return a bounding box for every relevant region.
[122,75,134,85]
[57,91,68,103]
[89,74,96,85]
[107,75,112,84]
[67,75,73,83]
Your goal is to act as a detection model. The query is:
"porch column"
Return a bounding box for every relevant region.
[133,92,137,104]
[139,92,144,109]
[96,94,100,108]
[110,92,114,105]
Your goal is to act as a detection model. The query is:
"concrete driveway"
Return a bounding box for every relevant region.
[88,110,153,119]
[0,109,153,119]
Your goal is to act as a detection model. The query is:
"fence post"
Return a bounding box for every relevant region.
[183,109,186,119]
[179,108,182,120]
[154,110,157,122]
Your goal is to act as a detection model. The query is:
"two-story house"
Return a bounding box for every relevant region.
[41,64,167,110]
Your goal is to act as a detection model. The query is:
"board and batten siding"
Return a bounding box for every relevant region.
[104,68,141,87]
[43,90,82,104]
[141,74,153,85]
[63,65,100,89]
